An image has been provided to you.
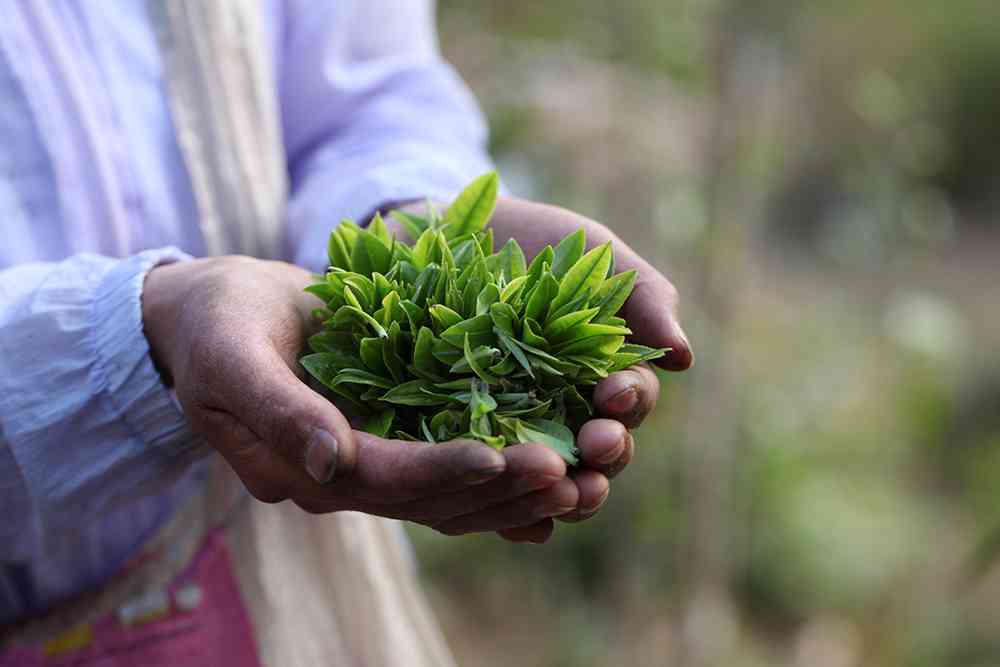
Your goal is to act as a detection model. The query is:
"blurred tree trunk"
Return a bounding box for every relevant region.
[674,2,786,664]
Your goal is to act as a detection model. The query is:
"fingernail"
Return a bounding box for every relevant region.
[461,467,504,485]
[582,488,611,514]
[596,436,627,465]
[606,386,639,415]
[672,321,695,367]
[305,428,338,484]
[552,505,578,517]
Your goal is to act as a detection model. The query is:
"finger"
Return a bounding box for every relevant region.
[192,406,305,504]
[583,222,692,371]
[196,344,358,484]
[328,433,506,504]
[498,520,555,544]
[592,364,661,429]
[575,217,694,372]
[381,444,565,524]
[556,469,610,523]
[619,269,693,372]
[575,418,630,475]
[432,478,579,535]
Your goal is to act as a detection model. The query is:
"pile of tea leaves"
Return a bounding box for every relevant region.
[300,172,666,465]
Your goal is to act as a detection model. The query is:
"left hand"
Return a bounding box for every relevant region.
[392,195,694,543]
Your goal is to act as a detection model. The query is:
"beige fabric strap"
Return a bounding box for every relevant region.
[148,0,286,258]
[143,2,459,665]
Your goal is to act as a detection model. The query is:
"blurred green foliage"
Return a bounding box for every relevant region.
[411,2,1000,665]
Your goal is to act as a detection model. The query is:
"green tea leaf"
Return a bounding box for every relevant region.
[360,337,389,375]
[428,303,463,332]
[608,344,668,372]
[478,227,494,256]
[591,269,637,322]
[307,331,357,354]
[551,228,586,279]
[412,228,437,269]
[331,304,387,338]
[413,326,441,376]
[434,377,475,392]
[443,171,499,238]
[390,210,429,241]
[342,275,375,310]
[526,246,554,287]
[552,322,632,347]
[351,229,392,275]
[373,273,394,305]
[488,355,518,376]
[451,238,479,269]
[441,313,495,348]
[337,220,362,249]
[327,229,351,271]
[521,317,549,350]
[524,272,558,323]
[428,409,458,438]
[331,368,394,389]
[432,337,463,365]
[495,329,534,378]
[500,275,529,303]
[491,238,527,281]
[300,352,354,388]
[398,300,424,334]
[490,302,518,337]
[364,408,395,437]
[449,344,499,375]
[305,282,339,303]
[549,241,613,318]
[496,399,552,420]
[545,287,593,324]
[469,381,498,419]
[382,380,450,406]
[475,283,501,316]
[543,307,600,342]
[557,334,626,357]
[380,290,401,328]
[463,334,503,384]
[512,418,579,465]
[369,212,391,245]
[565,354,611,379]
[382,321,407,383]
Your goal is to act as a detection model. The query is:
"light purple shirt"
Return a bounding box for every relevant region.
[0,0,494,622]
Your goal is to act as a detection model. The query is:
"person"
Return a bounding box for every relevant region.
[0,1,692,664]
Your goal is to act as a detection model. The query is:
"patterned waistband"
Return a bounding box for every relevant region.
[0,458,245,649]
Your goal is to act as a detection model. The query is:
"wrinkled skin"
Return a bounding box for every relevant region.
[142,196,693,543]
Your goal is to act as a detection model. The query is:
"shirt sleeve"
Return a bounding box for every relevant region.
[278,0,497,272]
[0,248,207,560]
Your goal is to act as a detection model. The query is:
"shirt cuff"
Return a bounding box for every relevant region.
[90,247,201,454]
[289,153,500,273]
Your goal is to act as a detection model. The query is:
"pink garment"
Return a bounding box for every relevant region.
[0,532,261,667]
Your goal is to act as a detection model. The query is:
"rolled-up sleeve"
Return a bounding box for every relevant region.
[279,0,497,272]
[0,248,206,559]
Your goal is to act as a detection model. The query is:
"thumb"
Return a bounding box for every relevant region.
[623,277,694,372]
[220,347,358,485]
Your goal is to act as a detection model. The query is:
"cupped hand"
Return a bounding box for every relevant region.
[394,196,694,542]
[141,256,584,539]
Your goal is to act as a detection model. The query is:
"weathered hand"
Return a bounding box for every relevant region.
[141,256,581,538]
[395,195,693,542]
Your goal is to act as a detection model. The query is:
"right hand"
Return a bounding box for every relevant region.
[141,256,588,542]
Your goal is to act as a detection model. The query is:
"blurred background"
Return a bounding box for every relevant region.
[407,1,1000,665]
